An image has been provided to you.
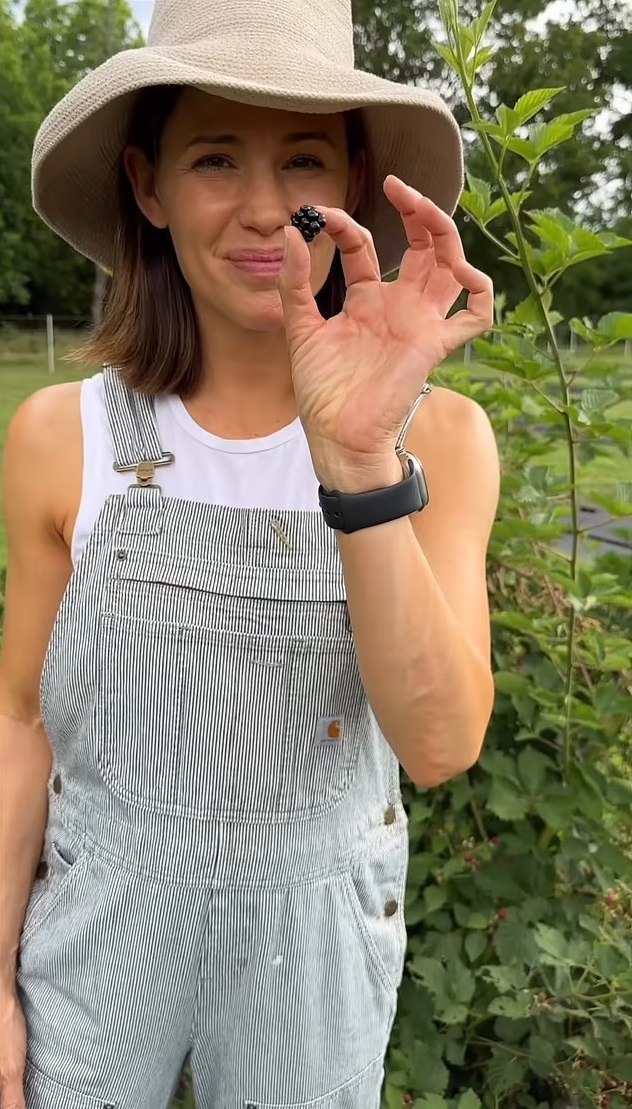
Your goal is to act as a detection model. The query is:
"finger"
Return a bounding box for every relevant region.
[384,177,465,287]
[315,206,381,288]
[444,257,494,344]
[278,224,325,352]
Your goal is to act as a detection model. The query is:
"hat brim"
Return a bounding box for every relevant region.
[32,43,464,276]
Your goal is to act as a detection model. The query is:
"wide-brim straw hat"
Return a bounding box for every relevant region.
[31,0,464,278]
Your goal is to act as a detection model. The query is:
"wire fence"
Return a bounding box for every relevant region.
[1,313,631,374]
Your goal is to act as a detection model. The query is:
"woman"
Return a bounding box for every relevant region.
[0,0,500,1105]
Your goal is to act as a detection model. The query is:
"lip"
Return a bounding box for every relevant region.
[229,258,284,278]
[229,249,285,263]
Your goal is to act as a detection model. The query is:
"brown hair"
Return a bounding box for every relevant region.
[77,86,368,397]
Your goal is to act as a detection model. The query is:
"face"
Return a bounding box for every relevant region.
[124,88,365,333]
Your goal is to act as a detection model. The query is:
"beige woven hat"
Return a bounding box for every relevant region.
[31,0,464,277]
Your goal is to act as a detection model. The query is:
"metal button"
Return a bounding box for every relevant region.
[384,899,399,918]
[384,806,396,825]
[36,861,48,880]
[115,549,127,561]
[52,773,62,795]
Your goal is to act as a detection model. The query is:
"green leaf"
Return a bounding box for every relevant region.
[465,932,488,963]
[530,110,594,156]
[518,747,551,796]
[425,885,449,913]
[488,778,529,821]
[450,960,476,1004]
[512,87,565,125]
[528,209,572,254]
[412,956,447,1000]
[457,1091,482,1109]
[496,103,520,137]
[598,312,632,340]
[434,41,459,71]
[488,995,532,1018]
[503,135,537,162]
[579,388,620,412]
[534,924,568,961]
[471,1,497,46]
[494,670,531,695]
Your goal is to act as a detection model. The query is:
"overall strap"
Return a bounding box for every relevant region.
[102,365,174,486]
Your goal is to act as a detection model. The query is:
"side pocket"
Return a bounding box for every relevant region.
[20,834,88,949]
[24,1058,115,1108]
[249,1052,385,1108]
[341,827,408,1000]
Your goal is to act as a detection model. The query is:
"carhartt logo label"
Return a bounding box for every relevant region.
[316,716,344,745]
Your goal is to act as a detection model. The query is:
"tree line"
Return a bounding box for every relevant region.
[0,0,630,324]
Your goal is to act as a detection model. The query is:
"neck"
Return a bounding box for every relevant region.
[188,305,298,437]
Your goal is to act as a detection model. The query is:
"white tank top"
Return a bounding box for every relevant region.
[72,372,320,565]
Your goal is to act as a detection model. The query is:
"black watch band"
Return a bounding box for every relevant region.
[318,451,429,534]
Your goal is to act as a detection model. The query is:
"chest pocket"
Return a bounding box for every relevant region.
[95,548,368,820]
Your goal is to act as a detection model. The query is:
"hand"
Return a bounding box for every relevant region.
[0,985,27,1109]
[279,175,493,491]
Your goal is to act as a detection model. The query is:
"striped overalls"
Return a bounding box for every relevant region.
[17,367,409,1109]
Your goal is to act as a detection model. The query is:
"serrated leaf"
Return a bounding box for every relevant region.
[434,41,460,70]
[518,747,551,795]
[503,135,536,161]
[488,778,529,821]
[460,190,487,222]
[483,197,508,224]
[488,995,532,1018]
[534,924,568,961]
[412,956,447,1000]
[471,0,497,46]
[496,103,520,137]
[528,210,572,253]
[531,111,593,156]
[579,388,620,412]
[512,87,565,125]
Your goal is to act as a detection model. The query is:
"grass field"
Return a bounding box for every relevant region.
[1,337,630,568]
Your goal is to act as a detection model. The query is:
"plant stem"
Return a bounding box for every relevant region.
[450,28,580,777]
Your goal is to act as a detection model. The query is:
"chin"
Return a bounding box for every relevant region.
[235,294,287,333]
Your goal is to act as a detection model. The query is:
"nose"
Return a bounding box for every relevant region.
[237,166,290,238]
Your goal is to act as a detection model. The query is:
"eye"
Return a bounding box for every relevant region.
[194,155,233,171]
[289,156,325,169]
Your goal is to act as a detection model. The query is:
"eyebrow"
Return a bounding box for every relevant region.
[185,131,337,150]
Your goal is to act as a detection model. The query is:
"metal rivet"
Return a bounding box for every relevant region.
[115,549,127,561]
[384,806,396,826]
[384,899,399,918]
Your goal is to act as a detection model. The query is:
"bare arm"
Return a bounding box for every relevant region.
[0,384,81,988]
[336,387,500,788]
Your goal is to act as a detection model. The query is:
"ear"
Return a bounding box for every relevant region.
[346,149,367,219]
[123,145,169,230]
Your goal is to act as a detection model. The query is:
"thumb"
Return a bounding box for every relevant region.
[278,225,323,352]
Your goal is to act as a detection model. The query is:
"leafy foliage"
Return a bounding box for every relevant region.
[380,5,632,1107]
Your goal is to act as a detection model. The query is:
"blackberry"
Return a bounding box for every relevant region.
[290,205,327,243]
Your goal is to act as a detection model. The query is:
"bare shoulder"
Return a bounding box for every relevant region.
[6,380,82,448]
[4,381,83,542]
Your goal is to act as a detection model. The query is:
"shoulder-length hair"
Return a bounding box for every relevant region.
[77,86,368,397]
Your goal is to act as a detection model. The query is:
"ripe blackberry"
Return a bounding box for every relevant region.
[290,205,327,243]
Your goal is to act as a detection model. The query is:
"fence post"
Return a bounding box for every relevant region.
[46,314,55,373]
